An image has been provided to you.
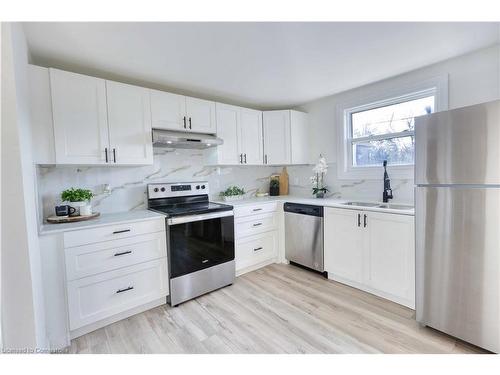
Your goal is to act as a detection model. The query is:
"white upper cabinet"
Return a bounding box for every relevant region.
[240,108,264,165]
[185,97,217,134]
[213,104,263,165]
[263,110,291,165]
[215,103,241,165]
[149,91,216,134]
[106,81,153,165]
[50,68,109,164]
[262,110,309,165]
[290,110,310,164]
[150,89,186,131]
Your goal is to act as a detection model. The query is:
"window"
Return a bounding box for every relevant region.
[348,94,435,168]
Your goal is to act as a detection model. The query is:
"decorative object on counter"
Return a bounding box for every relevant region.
[255,191,269,198]
[61,188,94,216]
[46,212,100,224]
[55,204,76,217]
[269,176,280,196]
[311,154,329,198]
[279,167,289,196]
[220,185,246,201]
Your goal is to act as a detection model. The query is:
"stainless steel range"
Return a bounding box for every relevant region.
[147,182,235,306]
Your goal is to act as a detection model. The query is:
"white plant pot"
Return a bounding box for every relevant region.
[67,201,89,216]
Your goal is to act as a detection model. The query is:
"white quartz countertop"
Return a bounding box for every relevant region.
[39,209,166,235]
[215,195,415,216]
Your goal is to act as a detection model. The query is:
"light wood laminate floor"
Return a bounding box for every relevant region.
[69,264,487,354]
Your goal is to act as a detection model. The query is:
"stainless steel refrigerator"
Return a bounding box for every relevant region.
[415,99,500,353]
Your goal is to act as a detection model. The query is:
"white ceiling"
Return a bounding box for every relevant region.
[23,22,500,109]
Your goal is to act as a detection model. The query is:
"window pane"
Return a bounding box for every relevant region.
[352,136,414,167]
[351,96,434,138]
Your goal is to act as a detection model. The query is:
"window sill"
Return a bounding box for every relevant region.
[337,164,414,180]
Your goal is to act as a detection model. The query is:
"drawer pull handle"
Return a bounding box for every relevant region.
[114,250,132,257]
[253,223,262,227]
[116,286,134,294]
[252,208,263,212]
[254,247,263,252]
[113,229,131,234]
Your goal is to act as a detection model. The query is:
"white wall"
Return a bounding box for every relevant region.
[288,44,500,202]
[1,22,47,351]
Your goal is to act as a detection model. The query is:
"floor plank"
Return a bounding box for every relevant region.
[69,263,488,354]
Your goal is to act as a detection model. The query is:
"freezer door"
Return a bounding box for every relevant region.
[415,186,500,353]
[415,100,500,185]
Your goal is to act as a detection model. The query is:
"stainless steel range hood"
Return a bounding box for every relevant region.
[152,129,223,149]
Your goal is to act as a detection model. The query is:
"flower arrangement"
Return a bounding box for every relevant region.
[310,154,329,198]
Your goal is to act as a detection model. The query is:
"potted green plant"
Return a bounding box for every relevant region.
[61,188,94,216]
[269,178,280,196]
[219,186,246,202]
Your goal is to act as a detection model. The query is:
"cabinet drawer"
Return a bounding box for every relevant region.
[235,212,277,238]
[67,258,168,330]
[236,231,278,271]
[65,232,167,280]
[234,202,277,218]
[63,218,165,248]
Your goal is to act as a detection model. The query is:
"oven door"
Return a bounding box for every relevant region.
[167,211,235,278]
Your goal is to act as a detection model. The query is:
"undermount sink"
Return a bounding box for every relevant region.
[342,201,380,207]
[342,201,414,210]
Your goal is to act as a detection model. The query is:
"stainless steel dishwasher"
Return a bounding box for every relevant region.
[284,202,325,274]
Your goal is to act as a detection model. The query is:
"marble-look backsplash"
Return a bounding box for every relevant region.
[36,149,414,220]
[36,148,281,220]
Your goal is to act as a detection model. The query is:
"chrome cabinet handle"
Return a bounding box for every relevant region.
[105,148,109,163]
[189,117,192,129]
[357,213,361,227]
[112,148,117,163]
[239,153,243,164]
[253,247,263,252]
[116,286,134,294]
[114,250,132,257]
[253,222,262,227]
[183,116,187,128]
[264,154,268,164]
[113,229,131,234]
[244,154,247,163]
[364,214,367,228]
[252,208,263,212]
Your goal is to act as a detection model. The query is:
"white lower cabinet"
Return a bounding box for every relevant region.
[324,207,415,308]
[63,218,168,334]
[235,203,279,274]
[67,258,168,330]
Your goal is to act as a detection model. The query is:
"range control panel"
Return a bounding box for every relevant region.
[147,182,209,199]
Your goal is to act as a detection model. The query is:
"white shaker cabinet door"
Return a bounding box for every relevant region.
[263,110,291,165]
[240,108,264,165]
[50,68,109,164]
[185,96,217,134]
[106,81,153,165]
[324,207,365,285]
[150,89,187,131]
[290,110,310,164]
[366,212,415,308]
[215,103,241,165]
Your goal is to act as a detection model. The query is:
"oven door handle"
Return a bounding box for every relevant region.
[167,210,234,225]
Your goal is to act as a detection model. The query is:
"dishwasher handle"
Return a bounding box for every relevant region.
[284,203,323,217]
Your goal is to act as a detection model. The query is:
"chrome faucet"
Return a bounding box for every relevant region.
[382,160,393,203]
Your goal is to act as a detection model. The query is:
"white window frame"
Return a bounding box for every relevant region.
[336,75,448,180]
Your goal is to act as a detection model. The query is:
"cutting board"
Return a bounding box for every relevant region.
[46,212,100,224]
[279,167,289,195]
